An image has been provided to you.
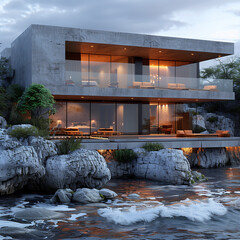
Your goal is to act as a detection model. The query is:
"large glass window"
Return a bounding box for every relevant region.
[158,104,175,134]
[91,103,116,133]
[176,104,192,131]
[142,104,150,134]
[67,102,90,135]
[117,103,138,134]
[50,102,66,134]
[149,103,158,134]
[89,55,110,87]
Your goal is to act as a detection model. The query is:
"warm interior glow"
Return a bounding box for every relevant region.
[181,148,193,155]
[159,66,169,69]
[57,120,62,125]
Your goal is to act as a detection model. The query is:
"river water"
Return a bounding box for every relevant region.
[0,167,240,239]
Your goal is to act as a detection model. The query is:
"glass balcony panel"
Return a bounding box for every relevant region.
[65,60,233,92]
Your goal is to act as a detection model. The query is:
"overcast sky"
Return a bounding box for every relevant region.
[0,0,240,66]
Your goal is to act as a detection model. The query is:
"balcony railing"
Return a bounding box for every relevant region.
[65,71,233,92]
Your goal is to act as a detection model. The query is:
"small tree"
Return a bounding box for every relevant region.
[201,57,240,99]
[17,84,56,118]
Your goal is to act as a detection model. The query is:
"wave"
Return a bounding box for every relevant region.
[98,198,227,225]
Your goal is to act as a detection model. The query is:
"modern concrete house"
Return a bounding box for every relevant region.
[3,24,235,140]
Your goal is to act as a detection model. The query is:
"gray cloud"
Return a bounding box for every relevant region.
[0,0,240,51]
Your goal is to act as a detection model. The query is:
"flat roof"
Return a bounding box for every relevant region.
[30,24,234,63]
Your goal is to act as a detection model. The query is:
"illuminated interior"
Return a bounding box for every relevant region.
[50,101,192,136]
[65,53,198,89]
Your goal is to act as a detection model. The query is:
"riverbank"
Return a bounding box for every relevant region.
[0,167,240,239]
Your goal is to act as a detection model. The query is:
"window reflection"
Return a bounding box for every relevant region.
[91,103,116,134]
[117,103,138,134]
[67,102,90,135]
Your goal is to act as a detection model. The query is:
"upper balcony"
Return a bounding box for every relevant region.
[56,59,235,102]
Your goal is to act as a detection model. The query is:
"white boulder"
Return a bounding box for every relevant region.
[43,149,111,192]
[22,136,57,163]
[0,146,45,195]
[73,188,102,203]
[51,189,73,204]
[108,149,193,185]
[99,189,118,199]
[134,149,192,184]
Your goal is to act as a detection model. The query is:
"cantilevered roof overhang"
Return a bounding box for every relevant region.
[64,27,234,62]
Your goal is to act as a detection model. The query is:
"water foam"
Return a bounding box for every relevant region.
[98,198,227,225]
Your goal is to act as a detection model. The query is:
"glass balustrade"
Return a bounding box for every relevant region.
[65,70,233,92]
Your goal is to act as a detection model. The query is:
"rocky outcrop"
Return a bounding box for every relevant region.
[22,136,57,163]
[0,125,111,195]
[204,113,234,136]
[184,148,230,168]
[226,147,240,166]
[108,149,194,185]
[42,149,111,192]
[0,145,45,195]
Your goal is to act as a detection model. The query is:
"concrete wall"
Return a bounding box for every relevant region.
[11,26,32,88]
[10,24,235,98]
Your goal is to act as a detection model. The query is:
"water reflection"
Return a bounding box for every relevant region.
[0,167,240,239]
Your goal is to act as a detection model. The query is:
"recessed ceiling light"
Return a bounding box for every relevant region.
[90,45,94,48]
[159,50,162,53]
[124,48,127,50]
[131,97,134,100]
[191,53,194,56]
[81,96,84,99]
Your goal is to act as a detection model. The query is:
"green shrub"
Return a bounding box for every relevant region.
[142,142,164,152]
[29,117,49,138]
[113,149,137,163]
[192,125,206,133]
[57,137,82,155]
[8,126,39,139]
[207,116,218,123]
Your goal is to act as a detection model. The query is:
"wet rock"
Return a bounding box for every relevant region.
[134,149,193,185]
[192,171,207,182]
[14,207,65,220]
[187,148,229,168]
[0,227,48,240]
[99,188,118,199]
[108,149,193,185]
[51,189,73,204]
[73,188,102,204]
[226,147,240,166]
[127,193,140,199]
[43,149,111,192]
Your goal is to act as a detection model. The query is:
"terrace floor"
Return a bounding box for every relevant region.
[57,134,240,150]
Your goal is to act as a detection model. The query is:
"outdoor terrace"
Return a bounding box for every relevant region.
[51,135,240,150]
